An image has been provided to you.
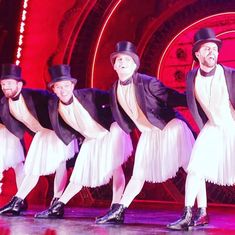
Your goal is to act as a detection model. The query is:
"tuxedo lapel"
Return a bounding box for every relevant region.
[110,81,134,133]
[223,66,235,108]
[186,69,204,129]
[0,96,11,125]
[21,90,38,119]
[73,90,91,112]
[133,73,147,115]
[48,95,60,128]
[0,96,25,138]
[186,69,197,111]
[110,82,123,121]
[73,89,99,122]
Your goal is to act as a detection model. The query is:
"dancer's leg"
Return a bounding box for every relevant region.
[111,166,125,204]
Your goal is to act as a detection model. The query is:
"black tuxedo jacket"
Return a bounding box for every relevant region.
[48,88,114,145]
[110,73,187,133]
[186,65,235,130]
[0,90,3,125]
[0,88,52,139]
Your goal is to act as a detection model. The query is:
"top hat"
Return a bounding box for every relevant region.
[192,28,222,62]
[0,64,25,83]
[110,41,140,68]
[48,64,77,88]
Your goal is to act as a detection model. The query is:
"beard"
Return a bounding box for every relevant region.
[3,89,19,98]
[201,55,217,68]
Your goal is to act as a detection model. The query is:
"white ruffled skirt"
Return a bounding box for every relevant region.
[132,118,195,182]
[0,124,25,178]
[187,121,235,186]
[69,122,133,187]
[24,128,76,176]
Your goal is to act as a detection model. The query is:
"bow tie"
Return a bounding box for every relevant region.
[200,66,216,77]
[11,93,21,101]
[119,78,132,86]
[60,96,73,105]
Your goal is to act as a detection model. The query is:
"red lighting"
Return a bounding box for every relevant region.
[158,12,235,78]
[91,0,122,87]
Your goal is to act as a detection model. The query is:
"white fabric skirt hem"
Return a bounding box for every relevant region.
[204,178,235,187]
[143,167,184,184]
[132,119,195,183]
[24,128,76,176]
[187,121,235,186]
[0,125,24,173]
[69,122,133,187]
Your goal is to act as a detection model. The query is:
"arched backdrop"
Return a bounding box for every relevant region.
[1,0,235,207]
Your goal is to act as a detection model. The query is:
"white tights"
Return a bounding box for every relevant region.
[53,162,67,198]
[14,162,25,190]
[111,166,126,204]
[16,161,67,200]
[185,172,207,208]
[116,172,206,209]
[120,177,145,208]
[59,166,126,205]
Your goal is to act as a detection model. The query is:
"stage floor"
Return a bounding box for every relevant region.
[0,203,235,235]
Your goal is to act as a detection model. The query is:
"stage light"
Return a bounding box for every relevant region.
[176,48,187,60]
[19,35,23,46]
[15,0,29,65]
[174,70,185,82]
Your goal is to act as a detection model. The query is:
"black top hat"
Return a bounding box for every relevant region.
[110,41,140,68]
[0,64,25,83]
[192,28,222,62]
[48,64,77,88]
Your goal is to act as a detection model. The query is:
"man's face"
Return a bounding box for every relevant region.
[195,42,219,68]
[114,54,137,79]
[52,80,75,103]
[0,79,22,98]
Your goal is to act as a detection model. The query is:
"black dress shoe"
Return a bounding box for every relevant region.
[34,201,65,219]
[95,203,125,224]
[193,208,209,226]
[95,203,121,221]
[21,199,28,211]
[110,203,122,210]
[167,206,193,230]
[50,197,59,207]
[0,196,25,215]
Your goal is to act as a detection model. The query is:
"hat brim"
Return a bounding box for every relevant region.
[192,38,222,62]
[0,76,26,84]
[48,77,77,88]
[110,51,140,68]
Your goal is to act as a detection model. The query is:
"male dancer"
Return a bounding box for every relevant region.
[0,88,24,194]
[34,64,132,218]
[0,64,76,215]
[168,28,235,230]
[96,41,195,224]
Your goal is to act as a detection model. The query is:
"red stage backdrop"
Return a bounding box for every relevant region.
[1,0,235,207]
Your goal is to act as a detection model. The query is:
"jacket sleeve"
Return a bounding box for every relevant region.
[148,77,187,107]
